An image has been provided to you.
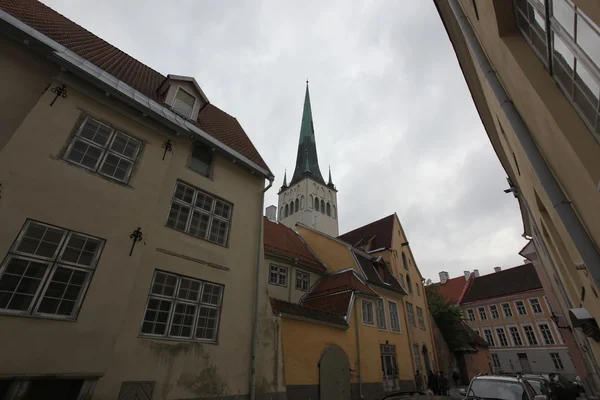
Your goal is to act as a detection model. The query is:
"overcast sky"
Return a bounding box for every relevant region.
[43,0,528,281]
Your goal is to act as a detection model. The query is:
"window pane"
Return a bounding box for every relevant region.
[553,0,575,36]
[151,272,178,297]
[178,278,201,301]
[167,202,191,232]
[79,119,113,146]
[99,153,133,182]
[0,257,49,311]
[189,210,210,238]
[189,144,212,177]
[195,192,214,212]
[141,298,172,335]
[59,233,103,267]
[577,12,600,69]
[209,219,228,245]
[16,223,66,259]
[173,89,195,117]
[214,201,231,219]
[109,132,140,159]
[174,183,195,204]
[66,138,104,170]
[575,61,600,104]
[201,283,223,306]
[37,267,88,316]
[196,306,219,340]
[169,302,196,338]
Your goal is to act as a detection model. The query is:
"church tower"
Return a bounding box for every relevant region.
[278,83,339,236]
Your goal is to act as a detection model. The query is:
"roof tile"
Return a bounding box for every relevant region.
[434,276,470,304]
[302,292,353,315]
[1,0,270,171]
[270,298,347,326]
[263,217,324,271]
[338,214,395,250]
[461,263,541,304]
[304,270,378,300]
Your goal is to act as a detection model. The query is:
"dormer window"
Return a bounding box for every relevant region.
[189,143,212,177]
[172,88,196,118]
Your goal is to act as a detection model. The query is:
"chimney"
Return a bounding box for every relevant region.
[464,270,470,280]
[265,205,277,222]
[473,269,480,277]
[494,266,502,273]
[439,271,450,284]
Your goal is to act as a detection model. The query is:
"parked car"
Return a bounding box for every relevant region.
[541,374,579,400]
[500,374,556,400]
[380,390,427,399]
[459,375,545,400]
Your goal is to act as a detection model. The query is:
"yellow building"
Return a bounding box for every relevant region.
[340,214,439,377]
[0,1,283,399]
[263,218,414,399]
[435,0,600,396]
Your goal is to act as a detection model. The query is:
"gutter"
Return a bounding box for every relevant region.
[353,300,364,399]
[446,0,600,288]
[249,179,274,400]
[0,10,273,180]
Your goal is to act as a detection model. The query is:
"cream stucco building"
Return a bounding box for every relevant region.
[0,1,283,399]
[435,0,600,396]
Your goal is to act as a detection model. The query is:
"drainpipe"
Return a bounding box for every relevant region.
[354,300,364,399]
[447,0,600,288]
[250,178,274,400]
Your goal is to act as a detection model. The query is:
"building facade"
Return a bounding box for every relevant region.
[460,265,577,378]
[277,84,339,237]
[0,1,282,399]
[434,0,600,395]
[339,214,439,378]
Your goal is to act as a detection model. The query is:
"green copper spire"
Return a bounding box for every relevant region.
[327,165,334,186]
[282,169,287,186]
[290,81,325,186]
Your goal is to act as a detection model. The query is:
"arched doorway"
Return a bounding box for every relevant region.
[422,345,432,373]
[319,346,351,400]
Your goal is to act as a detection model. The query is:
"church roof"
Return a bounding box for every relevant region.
[338,214,396,250]
[289,83,326,186]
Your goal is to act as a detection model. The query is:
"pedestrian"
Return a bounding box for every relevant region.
[428,370,439,396]
[452,369,460,388]
[415,370,423,392]
[439,371,449,396]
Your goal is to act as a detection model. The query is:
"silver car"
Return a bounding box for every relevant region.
[459,375,548,400]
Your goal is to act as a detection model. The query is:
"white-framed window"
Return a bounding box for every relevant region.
[496,327,509,347]
[172,87,196,118]
[269,265,288,287]
[550,353,565,370]
[295,270,309,291]
[0,220,104,319]
[490,305,500,319]
[515,300,528,315]
[166,181,232,246]
[189,143,212,177]
[140,270,223,342]
[376,298,387,330]
[539,323,556,345]
[388,301,401,332]
[416,306,425,329]
[478,306,488,321]
[502,303,513,317]
[523,325,539,345]
[491,353,501,368]
[529,298,543,314]
[509,326,524,346]
[484,328,496,347]
[514,0,600,140]
[362,300,375,325]
[413,344,423,371]
[406,302,416,326]
[63,116,141,183]
[467,308,476,322]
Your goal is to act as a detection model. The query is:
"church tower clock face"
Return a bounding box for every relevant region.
[277,83,339,237]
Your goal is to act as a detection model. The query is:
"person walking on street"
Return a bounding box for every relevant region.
[415,370,423,392]
[428,370,439,395]
[439,371,449,396]
[452,369,460,388]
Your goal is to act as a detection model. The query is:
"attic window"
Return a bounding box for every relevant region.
[173,88,196,118]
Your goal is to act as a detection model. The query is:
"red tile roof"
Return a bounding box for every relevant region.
[338,214,395,250]
[302,292,353,315]
[461,263,541,304]
[270,298,347,327]
[304,270,378,300]
[263,217,324,271]
[353,250,405,294]
[1,0,270,171]
[434,275,470,304]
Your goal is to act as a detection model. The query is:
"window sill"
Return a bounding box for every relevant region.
[269,283,288,288]
[164,225,229,248]
[0,311,78,322]
[138,334,218,345]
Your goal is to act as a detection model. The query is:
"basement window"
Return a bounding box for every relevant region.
[172,87,196,118]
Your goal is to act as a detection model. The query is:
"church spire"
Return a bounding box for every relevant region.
[280,169,287,191]
[289,82,325,186]
[327,165,335,189]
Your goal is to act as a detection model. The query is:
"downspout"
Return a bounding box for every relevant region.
[250,178,274,400]
[447,0,600,288]
[354,299,364,399]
